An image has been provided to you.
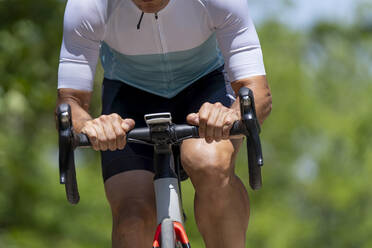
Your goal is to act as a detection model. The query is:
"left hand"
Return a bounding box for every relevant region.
[187,102,240,143]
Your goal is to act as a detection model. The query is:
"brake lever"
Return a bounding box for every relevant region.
[57,103,80,204]
[238,87,264,190]
[57,104,73,184]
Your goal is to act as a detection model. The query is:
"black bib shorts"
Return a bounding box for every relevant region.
[101,66,235,182]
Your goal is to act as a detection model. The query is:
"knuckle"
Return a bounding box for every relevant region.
[110,113,121,119]
[214,102,222,107]
[93,119,104,127]
[202,102,211,108]
[200,103,211,112]
[100,115,109,122]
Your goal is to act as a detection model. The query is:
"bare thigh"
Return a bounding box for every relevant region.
[180,138,243,186]
[104,170,156,225]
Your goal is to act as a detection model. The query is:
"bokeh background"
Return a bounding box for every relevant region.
[0,0,371,247]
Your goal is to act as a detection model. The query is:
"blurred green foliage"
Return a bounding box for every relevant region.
[0,0,371,247]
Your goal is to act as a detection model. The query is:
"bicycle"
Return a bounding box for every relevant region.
[56,87,264,248]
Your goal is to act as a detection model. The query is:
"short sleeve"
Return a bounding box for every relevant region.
[206,0,266,82]
[58,0,106,91]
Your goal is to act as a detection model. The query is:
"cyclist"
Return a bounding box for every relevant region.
[56,0,272,247]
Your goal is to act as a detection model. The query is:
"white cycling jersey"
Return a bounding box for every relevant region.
[58,0,266,98]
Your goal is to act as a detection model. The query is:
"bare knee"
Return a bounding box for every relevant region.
[112,198,156,234]
[181,141,236,190]
[104,171,157,235]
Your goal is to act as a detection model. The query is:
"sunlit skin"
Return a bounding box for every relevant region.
[56,76,272,248]
[56,0,273,247]
[131,0,170,13]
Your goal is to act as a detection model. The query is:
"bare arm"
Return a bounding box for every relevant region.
[56,88,93,132]
[55,88,134,151]
[231,75,272,125]
[186,75,272,142]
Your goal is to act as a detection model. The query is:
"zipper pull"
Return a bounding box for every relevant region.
[155,13,158,20]
[137,12,144,30]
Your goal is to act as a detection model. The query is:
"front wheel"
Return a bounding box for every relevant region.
[161,218,175,248]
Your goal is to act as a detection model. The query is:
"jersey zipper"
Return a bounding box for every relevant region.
[153,14,174,93]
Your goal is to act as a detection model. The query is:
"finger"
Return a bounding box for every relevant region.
[206,102,222,143]
[214,109,228,142]
[110,114,126,150]
[198,103,212,138]
[222,116,233,139]
[222,110,237,139]
[121,118,135,132]
[91,120,108,151]
[81,125,99,151]
[186,113,199,126]
[121,118,135,148]
[100,116,117,151]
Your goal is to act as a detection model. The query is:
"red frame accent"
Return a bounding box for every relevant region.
[152,224,161,248]
[174,221,190,244]
[152,221,190,247]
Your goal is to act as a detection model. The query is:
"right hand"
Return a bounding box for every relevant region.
[80,113,135,151]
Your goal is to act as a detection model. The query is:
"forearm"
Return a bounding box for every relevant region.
[56,89,93,132]
[56,88,135,151]
[231,75,272,124]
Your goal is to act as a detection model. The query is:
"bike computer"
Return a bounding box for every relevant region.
[144,112,172,126]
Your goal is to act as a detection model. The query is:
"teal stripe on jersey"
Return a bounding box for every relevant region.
[100,33,224,98]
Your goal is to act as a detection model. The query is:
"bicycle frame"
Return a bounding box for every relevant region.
[151,143,190,247]
[56,87,263,247]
